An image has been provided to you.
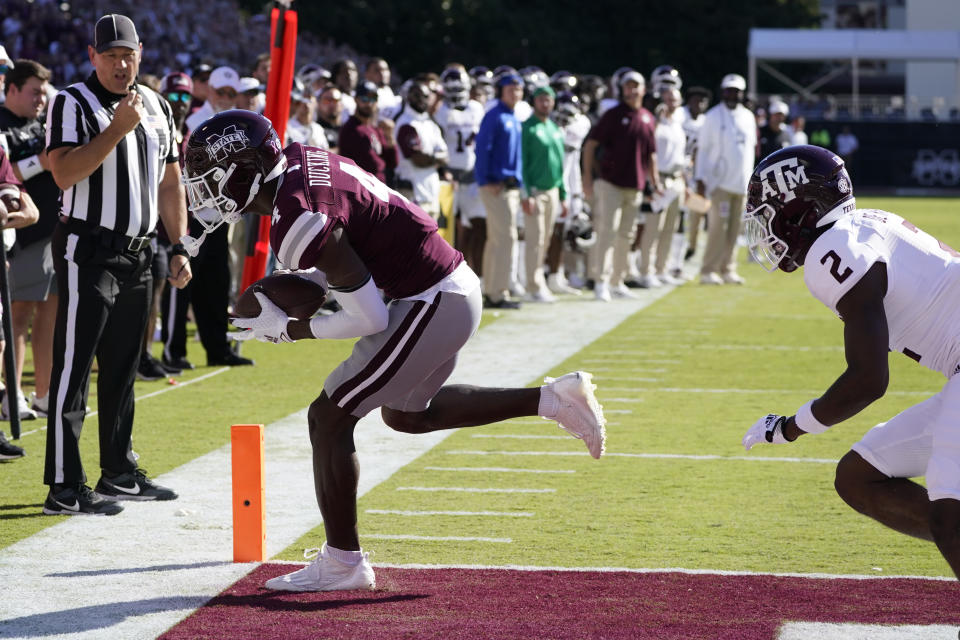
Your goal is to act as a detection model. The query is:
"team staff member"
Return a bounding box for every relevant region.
[475,72,524,309]
[338,80,396,184]
[582,71,661,302]
[42,14,192,516]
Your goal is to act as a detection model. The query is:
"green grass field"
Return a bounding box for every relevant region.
[2,197,957,579]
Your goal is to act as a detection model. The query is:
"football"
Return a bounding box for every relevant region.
[233,272,328,320]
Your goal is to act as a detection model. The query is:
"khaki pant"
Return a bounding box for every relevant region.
[588,179,642,287]
[479,186,520,302]
[686,209,706,256]
[638,177,684,276]
[700,188,746,277]
[524,188,560,295]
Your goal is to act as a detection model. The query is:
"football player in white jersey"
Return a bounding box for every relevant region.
[741,145,960,579]
[435,67,487,273]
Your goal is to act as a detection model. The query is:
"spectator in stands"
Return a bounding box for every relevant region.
[521,85,566,303]
[188,63,212,115]
[582,70,660,301]
[331,58,358,123]
[338,80,397,184]
[758,99,791,159]
[365,57,398,112]
[185,66,240,133]
[694,73,756,286]
[287,86,329,149]
[236,77,263,112]
[395,80,448,220]
[475,72,525,309]
[0,58,55,417]
[316,84,342,152]
[252,52,270,86]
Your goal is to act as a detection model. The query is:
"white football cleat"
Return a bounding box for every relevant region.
[544,371,606,459]
[264,544,375,592]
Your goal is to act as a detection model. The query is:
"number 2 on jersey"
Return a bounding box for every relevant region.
[820,250,853,283]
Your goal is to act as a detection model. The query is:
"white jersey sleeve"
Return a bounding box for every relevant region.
[803,216,884,314]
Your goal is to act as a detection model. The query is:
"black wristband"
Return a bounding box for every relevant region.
[170,243,189,258]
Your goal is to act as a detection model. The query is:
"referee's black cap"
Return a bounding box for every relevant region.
[94,14,140,53]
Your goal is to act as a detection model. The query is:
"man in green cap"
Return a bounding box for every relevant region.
[521,85,567,303]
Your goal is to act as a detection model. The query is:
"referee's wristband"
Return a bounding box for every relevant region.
[17,155,43,181]
[794,400,830,434]
[170,243,190,258]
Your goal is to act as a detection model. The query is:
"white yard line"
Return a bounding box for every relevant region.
[0,287,671,640]
[778,623,958,640]
[366,534,512,543]
[366,509,534,517]
[396,486,556,494]
[611,386,934,397]
[15,368,231,438]
[444,450,838,464]
[423,466,575,474]
[470,434,570,440]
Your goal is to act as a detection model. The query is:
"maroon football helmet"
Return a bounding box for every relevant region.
[181,110,285,254]
[743,145,856,273]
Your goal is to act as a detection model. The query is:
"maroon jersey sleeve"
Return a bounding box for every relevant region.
[0,148,20,186]
[396,123,422,158]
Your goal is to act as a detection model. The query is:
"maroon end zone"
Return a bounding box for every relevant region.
[160,565,960,640]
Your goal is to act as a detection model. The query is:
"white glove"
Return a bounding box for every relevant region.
[742,414,790,451]
[228,292,295,344]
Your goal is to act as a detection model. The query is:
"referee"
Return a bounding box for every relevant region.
[42,14,192,516]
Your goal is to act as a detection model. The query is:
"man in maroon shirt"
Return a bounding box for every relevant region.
[182,110,607,593]
[337,80,396,184]
[582,71,662,301]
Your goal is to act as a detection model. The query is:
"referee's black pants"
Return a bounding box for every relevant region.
[161,220,232,363]
[43,224,152,486]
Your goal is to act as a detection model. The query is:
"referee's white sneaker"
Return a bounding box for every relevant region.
[542,371,606,459]
[265,544,375,592]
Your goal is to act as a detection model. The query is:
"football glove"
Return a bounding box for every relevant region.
[228,292,296,344]
[742,413,790,451]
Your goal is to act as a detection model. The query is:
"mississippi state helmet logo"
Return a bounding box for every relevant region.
[758,156,809,203]
[206,125,250,162]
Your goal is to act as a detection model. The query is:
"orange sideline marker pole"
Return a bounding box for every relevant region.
[231,424,266,562]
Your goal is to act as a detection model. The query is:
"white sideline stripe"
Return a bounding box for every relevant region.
[366,509,534,517]
[445,450,837,464]
[0,285,675,640]
[424,466,575,474]
[471,434,570,440]
[396,486,556,494]
[370,562,954,581]
[603,397,644,403]
[366,534,512,543]
[778,623,957,640]
[582,357,680,364]
[604,409,633,414]
[15,368,231,438]
[593,377,661,382]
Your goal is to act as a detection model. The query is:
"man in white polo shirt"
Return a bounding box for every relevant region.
[694,73,756,286]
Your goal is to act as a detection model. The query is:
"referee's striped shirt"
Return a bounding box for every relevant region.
[45,72,178,237]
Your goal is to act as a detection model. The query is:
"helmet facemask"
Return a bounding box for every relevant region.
[744,202,791,272]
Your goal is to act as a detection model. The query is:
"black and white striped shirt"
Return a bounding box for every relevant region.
[46,72,178,237]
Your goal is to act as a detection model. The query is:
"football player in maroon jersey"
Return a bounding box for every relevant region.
[182,110,607,592]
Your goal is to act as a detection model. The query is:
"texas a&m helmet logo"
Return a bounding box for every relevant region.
[206,125,250,162]
[758,156,809,203]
